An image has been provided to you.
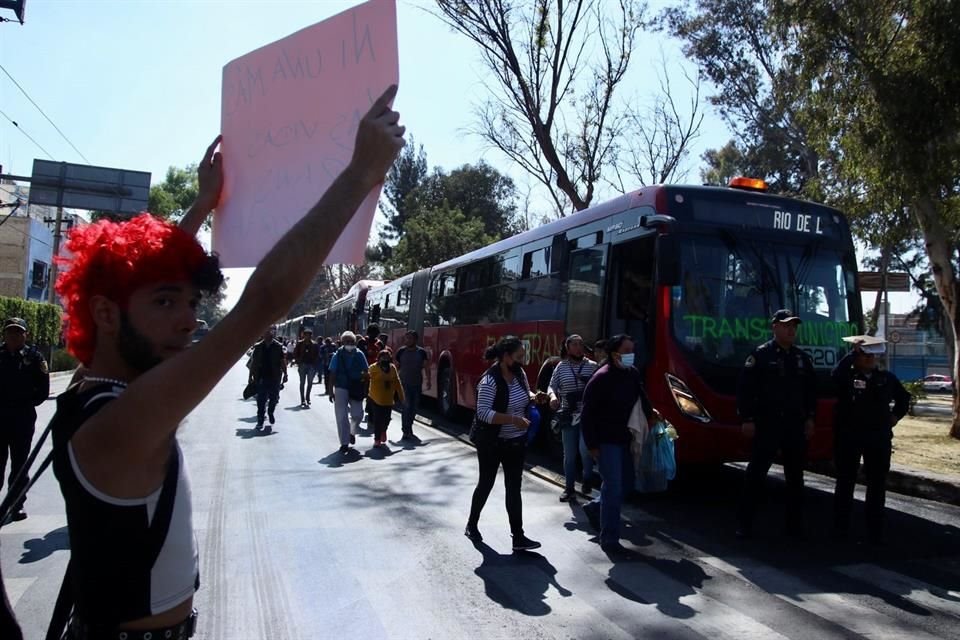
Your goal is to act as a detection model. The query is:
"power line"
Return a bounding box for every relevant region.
[0,63,90,163]
[0,107,55,160]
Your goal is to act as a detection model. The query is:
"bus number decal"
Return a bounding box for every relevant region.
[800,346,838,367]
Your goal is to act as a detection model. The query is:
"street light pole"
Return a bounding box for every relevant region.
[48,204,62,303]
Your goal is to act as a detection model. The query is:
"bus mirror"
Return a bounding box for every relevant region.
[657,235,681,286]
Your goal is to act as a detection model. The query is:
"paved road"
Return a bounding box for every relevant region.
[3,362,960,639]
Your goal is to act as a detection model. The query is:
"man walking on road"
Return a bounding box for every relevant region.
[328,331,370,454]
[292,327,320,407]
[0,317,49,524]
[16,87,405,639]
[736,309,816,539]
[395,330,429,442]
[249,326,288,431]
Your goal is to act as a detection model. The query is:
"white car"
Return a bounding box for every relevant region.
[922,374,953,393]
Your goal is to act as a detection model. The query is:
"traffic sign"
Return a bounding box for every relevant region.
[28,159,150,215]
[858,271,911,292]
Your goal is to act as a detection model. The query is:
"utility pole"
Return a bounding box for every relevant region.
[48,204,62,303]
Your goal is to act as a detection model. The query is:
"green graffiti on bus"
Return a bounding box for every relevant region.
[681,315,859,347]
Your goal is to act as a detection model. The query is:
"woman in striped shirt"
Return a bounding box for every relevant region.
[547,334,600,501]
[465,336,543,551]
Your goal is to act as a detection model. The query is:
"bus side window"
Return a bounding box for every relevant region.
[523,248,550,279]
[371,304,381,324]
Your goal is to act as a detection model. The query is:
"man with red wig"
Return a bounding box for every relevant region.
[24,86,405,640]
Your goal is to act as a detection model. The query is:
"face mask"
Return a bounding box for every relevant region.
[344,344,357,352]
[569,354,584,362]
[379,360,390,369]
[509,362,523,374]
[620,353,635,368]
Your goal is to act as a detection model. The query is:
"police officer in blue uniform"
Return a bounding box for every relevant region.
[831,337,910,544]
[736,310,816,538]
[0,317,50,523]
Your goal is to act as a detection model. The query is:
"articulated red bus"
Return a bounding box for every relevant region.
[312,179,862,464]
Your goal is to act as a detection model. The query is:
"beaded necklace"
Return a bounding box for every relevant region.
[82,376,129,388]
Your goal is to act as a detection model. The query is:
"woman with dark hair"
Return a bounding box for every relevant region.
[548,334,600,501]
[465,336,542,550]
[581,334,660,554]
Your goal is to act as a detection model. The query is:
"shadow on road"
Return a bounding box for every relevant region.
[364,446,395,460]
[318,449,363,468]
[235,427,277,439]
[471,541,571,616]
[19,526,69,564]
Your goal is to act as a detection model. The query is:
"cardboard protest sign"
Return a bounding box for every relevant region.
[214,0,398,268]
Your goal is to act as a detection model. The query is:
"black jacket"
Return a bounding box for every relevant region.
[737,340,816,426]
[832,352,910,433]
[249,339,286,383]
[580,363,653,449]
[0,344,49,410]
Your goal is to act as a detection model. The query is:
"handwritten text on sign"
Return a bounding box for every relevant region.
[214,0,399,268]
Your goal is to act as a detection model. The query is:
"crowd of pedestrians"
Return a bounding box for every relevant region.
[0,101,913,636]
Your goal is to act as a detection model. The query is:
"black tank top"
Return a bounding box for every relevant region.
[50,382,199,625]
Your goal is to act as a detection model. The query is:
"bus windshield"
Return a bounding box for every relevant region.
[671,231,859,376]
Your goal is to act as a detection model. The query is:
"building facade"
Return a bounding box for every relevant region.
[0,181,59,301]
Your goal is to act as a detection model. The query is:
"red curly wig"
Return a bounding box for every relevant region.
[55,214,223,365]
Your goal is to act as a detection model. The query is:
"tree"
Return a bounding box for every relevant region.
[196,277,228,327]
[382,140,429,241]
[388,204,495,276]
[377,143,521,274]
[769,0,960,438]
[700,140,749,185]
[435,0,699,214]
[408,162,520,238]
[662,0,822,197]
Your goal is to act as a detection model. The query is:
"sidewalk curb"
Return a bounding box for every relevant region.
[808,460,960,507]
[413,411,960,507]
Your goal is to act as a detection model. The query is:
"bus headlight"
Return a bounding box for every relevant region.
[665,373,713,423]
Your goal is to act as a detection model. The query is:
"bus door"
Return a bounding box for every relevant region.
[565,244,609,348]
[606,235,656,368]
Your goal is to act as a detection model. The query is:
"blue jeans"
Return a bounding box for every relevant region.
[597,443,632,546]
[561,423,595,492]
[401,382,421,434]
[298,364,316,403]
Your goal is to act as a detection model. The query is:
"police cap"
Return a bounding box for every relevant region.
[3,317,27,332]
[771,310,801,324]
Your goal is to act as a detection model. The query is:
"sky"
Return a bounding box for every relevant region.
[0,0,916,316]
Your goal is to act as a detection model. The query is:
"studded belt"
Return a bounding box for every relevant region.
[66,609,197,640]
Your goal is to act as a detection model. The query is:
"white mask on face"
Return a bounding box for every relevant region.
[344,344,357,352]
[620,353,636,367]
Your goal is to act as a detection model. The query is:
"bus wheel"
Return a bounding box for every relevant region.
[439,366,457,418]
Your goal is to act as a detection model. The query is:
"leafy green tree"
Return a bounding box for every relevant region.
[408,162,520,238]
[376,143,521,275]
[195,277,228,327]
[662,1,822,197]
[382,140,429,241]
[388,203,495,276]
[700,140,750,186]
[771,0,960,437]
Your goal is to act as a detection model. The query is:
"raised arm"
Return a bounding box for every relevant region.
[76,86,405,468]
[178,135,224,238]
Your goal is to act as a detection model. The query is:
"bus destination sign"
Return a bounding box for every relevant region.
[689,198,841,238]
[772,209,825,234]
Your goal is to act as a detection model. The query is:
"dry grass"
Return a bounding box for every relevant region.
[894,412,960,477]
